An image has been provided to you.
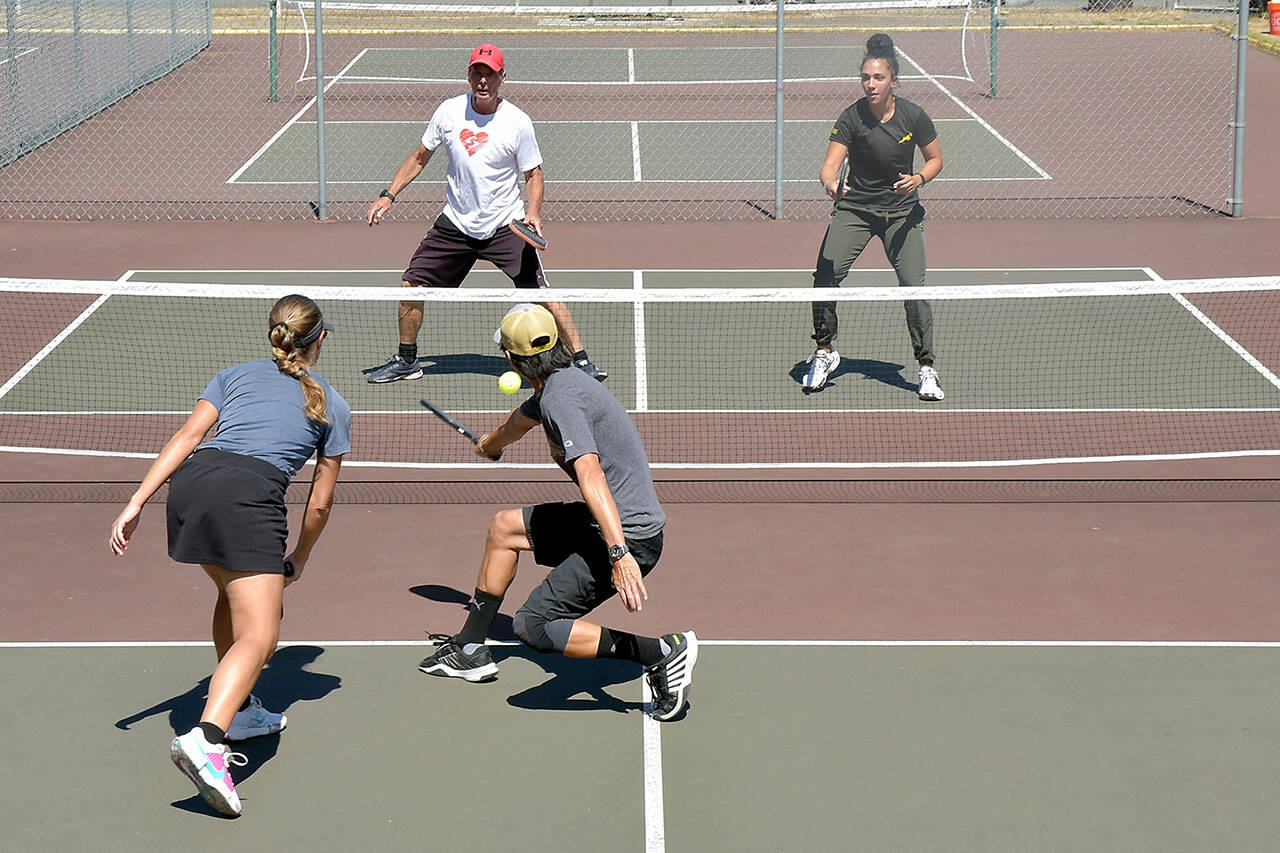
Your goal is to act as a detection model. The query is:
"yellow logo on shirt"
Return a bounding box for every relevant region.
[830,127,839,138]
[898,132,913,144]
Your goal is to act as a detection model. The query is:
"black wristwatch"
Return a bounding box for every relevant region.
[378,188,396,202]
[607,543,629,562]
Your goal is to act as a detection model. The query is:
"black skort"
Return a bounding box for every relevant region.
[166,448,291,573]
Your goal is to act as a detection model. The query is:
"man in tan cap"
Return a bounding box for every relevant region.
[417,304,698,722]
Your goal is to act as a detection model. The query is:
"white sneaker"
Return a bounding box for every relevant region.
[802,348,840,390]
[225,694,287,741]
[170,728,248,817]
[917,365,945,401]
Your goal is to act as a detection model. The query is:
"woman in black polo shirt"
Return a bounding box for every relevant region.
[802,33,945,402]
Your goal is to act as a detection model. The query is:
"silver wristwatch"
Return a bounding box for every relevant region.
[607,543,629,562]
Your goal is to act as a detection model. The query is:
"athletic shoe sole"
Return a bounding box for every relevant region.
[170,737,242,817]
[367,368,423,384]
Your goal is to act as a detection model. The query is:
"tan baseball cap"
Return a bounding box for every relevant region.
[494,303,558,356]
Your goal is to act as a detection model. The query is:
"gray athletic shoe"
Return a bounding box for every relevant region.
[418,635,499,682]
[646,630,699,722]
[365,354,423,384]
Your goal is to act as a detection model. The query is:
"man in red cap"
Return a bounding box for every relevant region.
[365,44,605,384]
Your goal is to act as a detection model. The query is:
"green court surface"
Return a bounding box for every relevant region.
[2,268,1276,418]
[231,120,1035,185]
[3,643,1278,851]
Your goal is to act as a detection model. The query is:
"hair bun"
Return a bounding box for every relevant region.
[866,33,895,56]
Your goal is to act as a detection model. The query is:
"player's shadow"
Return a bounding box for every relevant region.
[496,645,645,715]
[409,583,516,640]
[418,352,511,377]
[789,357,916,393]
[114,645,341,817]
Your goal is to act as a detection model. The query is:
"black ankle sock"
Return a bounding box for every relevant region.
[454,588,504,646]
[399,343,417,362]
[199,722,226,745]
[596,628,664,666]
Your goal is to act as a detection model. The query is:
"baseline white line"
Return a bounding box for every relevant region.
[226,48,370,184]
[9,407,1278,416]
[641,677,666,853]
[628,47,636,84]
[898,46,1050,180]
[634,270,649,412]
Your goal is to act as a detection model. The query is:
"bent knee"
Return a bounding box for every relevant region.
[512,609,553,652]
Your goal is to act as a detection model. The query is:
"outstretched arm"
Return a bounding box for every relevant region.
[368,144,435,225]
[109,400,218,555]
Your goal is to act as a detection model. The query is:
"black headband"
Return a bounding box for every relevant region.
[292,315,331,349]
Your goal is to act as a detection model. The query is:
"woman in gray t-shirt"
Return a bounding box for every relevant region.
[804,32,946,403]
[108,294,350,818]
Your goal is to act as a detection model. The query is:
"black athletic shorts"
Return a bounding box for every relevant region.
[166,448,291,573]
[402,214,547,289]
[518,501,664,623]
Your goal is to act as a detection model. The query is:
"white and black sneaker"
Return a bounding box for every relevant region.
[802,348,840,391]
[917,365,945,401]
[365,354,424,384]
[418,634,499,682]
[645,631,699,722]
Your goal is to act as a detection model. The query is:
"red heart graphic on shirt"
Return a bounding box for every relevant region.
[460,128,489,156]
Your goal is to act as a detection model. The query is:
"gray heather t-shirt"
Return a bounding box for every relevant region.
[197,358,352,477]
[520,366,665,538]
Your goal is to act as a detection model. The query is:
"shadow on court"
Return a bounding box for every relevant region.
[113,645,341,815]
[789,356,915,393]
[420,352,510,377]
[411,584,646,714]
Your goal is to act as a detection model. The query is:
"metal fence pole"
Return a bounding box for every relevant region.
[314,0,327,218]
[4,0,19,161]
[1229,0,1247,216]
[269,0,278,101]
[773,0,783,219]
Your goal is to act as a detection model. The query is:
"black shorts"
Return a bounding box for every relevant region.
[402,214,548,289]
[517,502,664,623]
[166,448,291,573]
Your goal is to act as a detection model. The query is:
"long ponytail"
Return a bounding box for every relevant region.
[268,294,329,423]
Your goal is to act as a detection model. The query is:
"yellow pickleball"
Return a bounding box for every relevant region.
[498,370,522,394]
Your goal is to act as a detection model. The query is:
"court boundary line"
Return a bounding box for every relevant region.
[0,270,131,403]
[1151,268,1280,394]
[640,678,664,853]
[227,117,1044,186]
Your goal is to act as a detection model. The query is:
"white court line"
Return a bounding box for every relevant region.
[899,46,1050,180]
[634,270,649,411]
[628,47,636,84]
[226,49,370,185]
[1148,269,1280,394]
[0,46,39,67]
[641,677,666,853]
[631,122,642,181]
[0,270,132,403]
[8,407,1278,416]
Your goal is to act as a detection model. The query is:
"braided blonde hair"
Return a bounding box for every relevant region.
[268,294,329,423]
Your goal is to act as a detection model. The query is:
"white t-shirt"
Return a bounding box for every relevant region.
[421,94,543,239]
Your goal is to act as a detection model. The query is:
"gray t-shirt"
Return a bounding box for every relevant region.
[197,358,352,477]
[520,366,665,538]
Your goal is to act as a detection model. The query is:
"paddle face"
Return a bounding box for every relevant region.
[510,219,547,250]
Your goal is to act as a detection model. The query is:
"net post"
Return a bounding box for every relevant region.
[269,0,278,102]
[1229,0,1247,216]
[313,0,327,219]
[773,0,784,220]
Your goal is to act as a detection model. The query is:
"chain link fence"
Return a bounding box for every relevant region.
[0,0,1247,220]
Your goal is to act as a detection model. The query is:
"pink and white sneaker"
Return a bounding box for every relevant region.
[226,694,286,741]
[170,728,248,817]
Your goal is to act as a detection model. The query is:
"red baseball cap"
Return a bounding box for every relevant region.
[468,44,504,73]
